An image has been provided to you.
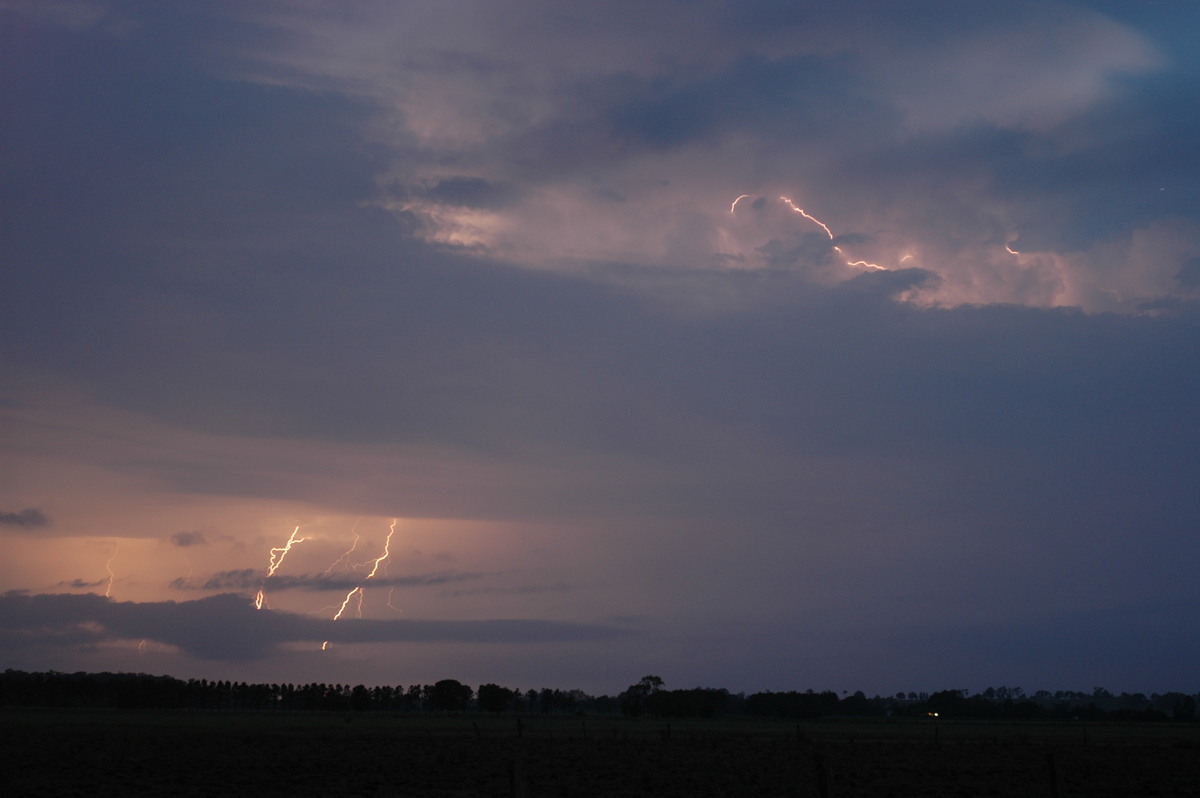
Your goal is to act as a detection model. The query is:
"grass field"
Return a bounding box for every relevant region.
[2,709,1197,796]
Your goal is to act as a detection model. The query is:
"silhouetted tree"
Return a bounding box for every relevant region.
[350,684,371,711]
[477,683,516,713]
[430,679,472,712]
[620,675,663,717]
[927,689,968,716]
[646,687,730,718]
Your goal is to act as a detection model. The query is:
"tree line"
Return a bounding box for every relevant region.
[2,669,1196,722]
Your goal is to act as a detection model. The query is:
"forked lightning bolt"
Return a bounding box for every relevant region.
[362,519,396,579]
[267,527,306,576]
[323,531,361,575]
[732,194,888,271]
[333,586,364,620]
[323,519,398,650]
[256,526,306,610]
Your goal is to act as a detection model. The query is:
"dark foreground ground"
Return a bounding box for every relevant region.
[1,710,1197,797]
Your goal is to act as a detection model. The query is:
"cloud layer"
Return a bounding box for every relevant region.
[1,0,1198,694]
[0,592,623,661]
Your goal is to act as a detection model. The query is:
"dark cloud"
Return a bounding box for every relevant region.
[417,176,517,209]
[0,591,626,661]
[0,508,49,528]
[56,578,107,589]
[440,583,573,598]
[171,569,256,591]
[169,530,207,547]
[171,569,487,592]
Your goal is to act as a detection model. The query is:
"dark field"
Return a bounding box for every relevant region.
[2,710,1197,797]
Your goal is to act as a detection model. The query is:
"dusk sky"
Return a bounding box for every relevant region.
[3,0,1199,698]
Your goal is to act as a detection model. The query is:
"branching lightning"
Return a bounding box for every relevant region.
[322,519,399,651]
[733,194,888,271]
[256,526,307,610]
[323,531,361,576]
[361,519,396,579]
[333,586,364,620]
[267,527,306,577]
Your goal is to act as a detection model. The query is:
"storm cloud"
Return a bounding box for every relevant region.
[1,0,1198,694]
[170,569,487,593]
[0,592,625,661]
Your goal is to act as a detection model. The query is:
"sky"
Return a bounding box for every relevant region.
[2,0,1199,698]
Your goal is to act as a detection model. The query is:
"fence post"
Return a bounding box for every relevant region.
[509,761,529,798]
[814,753,834,798]
[1047,752,1064,798]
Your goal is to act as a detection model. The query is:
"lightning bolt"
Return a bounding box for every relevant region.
[779,196,836,240]
[323,531,361,576]
[333,586,364,620]
[256,526,307,610]
[104,544,118,598]
[267,526,306,577]
[729,192,890,270]
[362,519,396,579]
[323,519,398,650]
[778,195,886,271]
